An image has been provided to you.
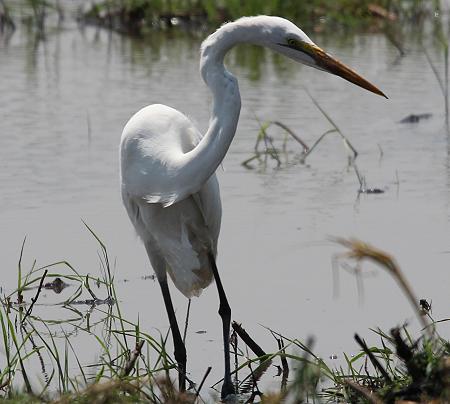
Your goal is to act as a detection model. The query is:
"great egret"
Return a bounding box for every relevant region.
[120,15,385,399]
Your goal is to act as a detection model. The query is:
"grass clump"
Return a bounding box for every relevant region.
[0,224,186,403]
[324,238,450,403]
[230,323,449,403]
[243,90,358,170]
[322,327,450,403]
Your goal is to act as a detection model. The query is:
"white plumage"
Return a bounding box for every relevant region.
[119,15,385,397]
[120,104,221,297]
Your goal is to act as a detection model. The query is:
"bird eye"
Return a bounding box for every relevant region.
[287,38,298,47]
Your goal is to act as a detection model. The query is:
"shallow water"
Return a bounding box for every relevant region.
[1,11,450,394]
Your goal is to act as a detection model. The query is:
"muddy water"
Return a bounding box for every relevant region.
[1,18,450,393]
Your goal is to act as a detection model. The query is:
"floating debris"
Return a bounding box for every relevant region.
[353,163,386,194]
[43,277,68,294]
[399,113,432,123]
[358,187,385,194]
[69,296,115,307]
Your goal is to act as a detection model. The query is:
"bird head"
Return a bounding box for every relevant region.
[252,16,387,98]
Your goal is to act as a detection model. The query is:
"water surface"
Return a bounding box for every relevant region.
[1,15,449,392]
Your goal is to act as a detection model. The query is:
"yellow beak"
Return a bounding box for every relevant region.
[308,43,387,98]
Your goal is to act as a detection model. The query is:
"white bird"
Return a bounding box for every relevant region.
[120,15,386,398]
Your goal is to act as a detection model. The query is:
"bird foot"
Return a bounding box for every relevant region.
[221,381,236,401]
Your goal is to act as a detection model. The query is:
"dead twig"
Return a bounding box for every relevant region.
[22,269,48,324]
[232,322,266,357]
[194,366,211,401]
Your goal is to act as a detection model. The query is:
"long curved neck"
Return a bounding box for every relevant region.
[176,20,264,197]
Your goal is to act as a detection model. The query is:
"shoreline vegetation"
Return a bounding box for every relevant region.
[0,0,445,36]
[81,0,435,35]
[0,229,448,403]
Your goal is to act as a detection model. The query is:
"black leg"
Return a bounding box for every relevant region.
[159,278,187,392]
[209,253,235,399]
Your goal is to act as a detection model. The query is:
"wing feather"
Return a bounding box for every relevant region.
[120,104,203,207]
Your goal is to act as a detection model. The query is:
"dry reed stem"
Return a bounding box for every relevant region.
[334,238,432,336]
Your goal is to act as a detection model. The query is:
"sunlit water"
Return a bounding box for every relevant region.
[1,10,450,396]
